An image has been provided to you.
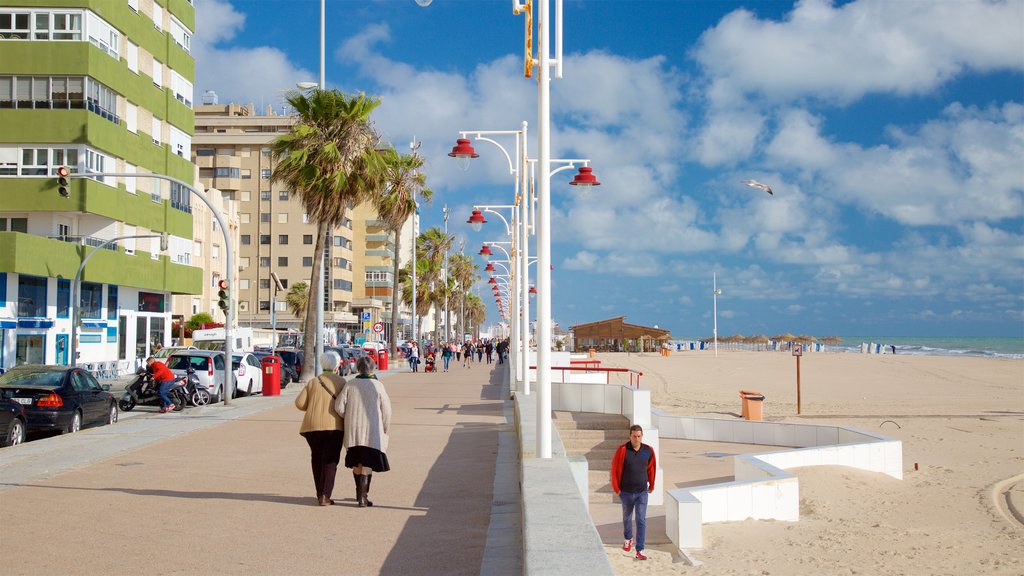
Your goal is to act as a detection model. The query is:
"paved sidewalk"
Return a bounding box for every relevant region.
[0,362,517,576]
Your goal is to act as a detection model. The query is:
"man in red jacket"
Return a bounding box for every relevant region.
[146,356,177,413]
[610,424,656,560]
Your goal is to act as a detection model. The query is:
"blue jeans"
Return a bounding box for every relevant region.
[443,356,451,370]
[620,490,649,552]
[157,379,176,408]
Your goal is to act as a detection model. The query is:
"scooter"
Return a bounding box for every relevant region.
[118,368,187,412]
[181,365,212,407]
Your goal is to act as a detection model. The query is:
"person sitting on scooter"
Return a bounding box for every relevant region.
[146,356,177,413]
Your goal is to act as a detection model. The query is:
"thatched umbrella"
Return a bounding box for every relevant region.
[751,334,771,351]
[820,335,843,352]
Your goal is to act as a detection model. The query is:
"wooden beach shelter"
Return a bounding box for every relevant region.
[571,316,671,352]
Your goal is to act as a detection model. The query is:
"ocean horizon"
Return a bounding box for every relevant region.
[670,336,1024,359]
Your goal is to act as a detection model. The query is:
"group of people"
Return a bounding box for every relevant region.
[294,351,392,508]
[404,339,510,373]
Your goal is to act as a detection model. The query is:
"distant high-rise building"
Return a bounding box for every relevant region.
[0,1,202,370]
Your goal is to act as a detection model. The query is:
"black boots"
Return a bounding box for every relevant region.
[354,473,374,507]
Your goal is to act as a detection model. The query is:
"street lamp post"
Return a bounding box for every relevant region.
[713,272,722,357]
[67,171,236,404]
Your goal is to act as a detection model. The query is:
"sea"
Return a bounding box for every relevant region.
[836,337,1023,359]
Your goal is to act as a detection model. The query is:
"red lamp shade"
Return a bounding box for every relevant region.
[484,262,495,272]
[448,138,479,159]
[529,285,537,296]
[479,244,493,260]
[570,166,601,187]
[488,277,497,285]
[467,209,487,232]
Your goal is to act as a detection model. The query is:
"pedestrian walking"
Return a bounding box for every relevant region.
[485,341,493,364]
[610,424,657,560]
[409,343,419,372]
[334,356,392,508]
[294,351,346,506]
[441,342,452,372]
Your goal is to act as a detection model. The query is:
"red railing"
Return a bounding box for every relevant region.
[530,365,644,388]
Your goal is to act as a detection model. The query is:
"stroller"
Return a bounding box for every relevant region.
[424,352,436,373]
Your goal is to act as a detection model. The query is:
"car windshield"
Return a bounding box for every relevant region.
[0,368,65,388]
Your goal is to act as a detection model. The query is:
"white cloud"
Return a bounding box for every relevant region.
[193,0,313,110]
[693,0,1024,105]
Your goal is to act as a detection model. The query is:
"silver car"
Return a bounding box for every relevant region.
[164,351,264,400]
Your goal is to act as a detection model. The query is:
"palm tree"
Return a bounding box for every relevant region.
[463,293,486,338]
[418,227,454,342]
[373,148,432,355]
[448,252,478,340]
[272,88,383,380]
[285,282,309,332]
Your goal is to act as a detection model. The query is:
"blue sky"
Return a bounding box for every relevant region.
[193,0,1024,338]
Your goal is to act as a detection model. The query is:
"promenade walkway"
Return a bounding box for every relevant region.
[0,361,519,576]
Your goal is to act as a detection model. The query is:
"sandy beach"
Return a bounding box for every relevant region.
[589,350,1024,575]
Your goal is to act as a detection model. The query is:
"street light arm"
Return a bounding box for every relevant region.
[475,206,514,236]
[463,135,516,175]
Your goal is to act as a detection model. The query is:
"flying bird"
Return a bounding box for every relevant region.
[741,179,773,195]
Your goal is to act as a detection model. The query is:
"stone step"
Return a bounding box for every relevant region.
[566,448,617,470]
[587,470,618,503]
[561,437,622,453]
[557,428,624,441]
[553,412,630,431]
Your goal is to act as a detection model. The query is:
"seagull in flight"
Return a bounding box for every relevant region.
[741,179,773,195]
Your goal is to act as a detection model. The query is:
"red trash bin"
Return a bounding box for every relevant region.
[378,349,388,371]
[261,355,281,396]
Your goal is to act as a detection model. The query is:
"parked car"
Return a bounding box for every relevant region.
[274,348,304,381]
[0,396,27,446]
[362,341,386,365]
[164,351,264,400]
[349,347,376,370]
[325,347,353,376]
[252,350,299,387]
[152,345,197,360]
[0,365,118,435]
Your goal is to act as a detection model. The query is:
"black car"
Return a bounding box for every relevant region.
[0,365,118,435]
[252,350,299,387]
[0,396,27,446]
[274,349,305,382]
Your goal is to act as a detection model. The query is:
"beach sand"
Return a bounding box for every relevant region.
[587,350,1024,575]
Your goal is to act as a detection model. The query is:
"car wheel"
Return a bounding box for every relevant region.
[2,418,25,447]
[66,411,82,434]
[107,403,119,425]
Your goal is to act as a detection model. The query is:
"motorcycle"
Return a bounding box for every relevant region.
[180,365,212,407]
[118,368,187,412]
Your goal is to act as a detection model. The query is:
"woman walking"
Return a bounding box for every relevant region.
[294,351,346,506]
[441,342,452,372]
[335,356,392,507]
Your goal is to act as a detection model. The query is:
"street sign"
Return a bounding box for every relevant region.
[372,321,384,333]
[361,311,372,321]
[792,343,803,357]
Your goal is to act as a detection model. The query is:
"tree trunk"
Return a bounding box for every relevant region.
[299,221,326,382]
[389,226,401,355]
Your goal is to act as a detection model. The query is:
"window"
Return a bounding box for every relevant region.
[151,2,163,30]
[278,191,289,201]
[303,234,313,245]
[259,279,270,289]
[0,146,79,178]
[260,213,270,223]
[366,271,392,283]
[214,167,240,178]
[241,169,251,179]
[259,234,270,245]
[279,279,289,289]
[0,75,94,112]
[126,102,137,132]
[278,234,288,245]
[80,281,103,318]
[259,301,270,311]
[0,10,82,41]
[152,59,163,88]
[86,12,117,57]
[261,147,271,157]
[240,234,251,245]
[277,257,288,267]
[126,41,138,73]
[239,213,250,224]
[17,275,47,316]
[259,257,270,267]
[57,279,71,318]
[260,191,271,201]
[170,15,191,53]
[151,116,162,146]
[107,285,118,320]
[195,148,214,156]
[277,213,288,224]
[302,257,312,267]
[2,218,28,232]
[170,181,190,213]
[128,0,139,13]
[124,162,136,193]
[332,280,353,291]
[261,169,271,179]
[239,279,249,289]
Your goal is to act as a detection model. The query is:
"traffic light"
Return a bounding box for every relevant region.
[217,279,230,314]
[56,166,70,198]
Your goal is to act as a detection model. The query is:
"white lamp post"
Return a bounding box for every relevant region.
[713,271,722,357]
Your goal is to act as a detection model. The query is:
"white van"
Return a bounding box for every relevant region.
[191,327,255,352]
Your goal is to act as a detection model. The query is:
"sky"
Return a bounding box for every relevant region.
[192,0,1024,339]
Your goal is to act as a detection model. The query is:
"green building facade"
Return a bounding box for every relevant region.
[0,0,201,371]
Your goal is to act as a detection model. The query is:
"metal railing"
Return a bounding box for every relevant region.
[48,235,119,250]
[529,364,644,388]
